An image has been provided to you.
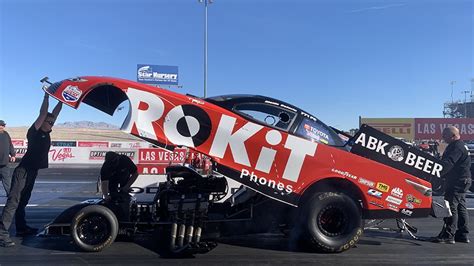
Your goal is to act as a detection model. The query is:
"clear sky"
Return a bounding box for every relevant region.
[0,0,472,131]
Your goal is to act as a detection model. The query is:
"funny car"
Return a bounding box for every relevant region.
[40,76,448,255]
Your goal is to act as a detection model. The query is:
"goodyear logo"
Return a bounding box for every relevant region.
[376,182,390,192]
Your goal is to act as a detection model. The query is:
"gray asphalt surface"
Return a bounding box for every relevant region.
[0,167,473,265]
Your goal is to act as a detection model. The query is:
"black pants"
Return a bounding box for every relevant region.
[0,166,38,237]
[442,192,469,239]
[0,165,12,196]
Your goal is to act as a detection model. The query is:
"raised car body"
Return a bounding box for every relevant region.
[45,76,434,218]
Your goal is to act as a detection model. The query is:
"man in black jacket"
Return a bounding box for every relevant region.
[0,120,16,196]
[0,93,62,247]
[433,126,471,244]
[100,152,138,221]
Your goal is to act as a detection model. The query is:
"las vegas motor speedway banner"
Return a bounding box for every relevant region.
[361,117,474,140]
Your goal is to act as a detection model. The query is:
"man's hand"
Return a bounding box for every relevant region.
[9,156,15,163]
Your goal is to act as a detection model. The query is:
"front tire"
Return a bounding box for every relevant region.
[71,205,119,252]
[298,192,363,253]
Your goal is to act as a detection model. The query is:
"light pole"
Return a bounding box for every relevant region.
[463,90,470,118]
[199,0,213,98]
[450,81,456,103]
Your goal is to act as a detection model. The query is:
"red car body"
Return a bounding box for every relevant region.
[45,76,433,218]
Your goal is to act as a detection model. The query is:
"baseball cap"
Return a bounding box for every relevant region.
[0,120,5,126]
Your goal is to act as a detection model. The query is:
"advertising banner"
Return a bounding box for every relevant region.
[360,118,414,140]
[137,64,179,85]
[11,139,25,147]
[78,141,109,148]
[351,124,447,182]
[415,118,474,140]
[52,140,77,147]
[138,148,187,164]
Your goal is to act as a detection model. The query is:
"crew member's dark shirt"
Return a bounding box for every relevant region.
[19,124,51,170]
[0,131,15,166]
[442,139,471,193]
[100,155,137,195]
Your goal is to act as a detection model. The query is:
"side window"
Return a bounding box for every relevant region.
[234,103,296,131]
[296,118,344,146]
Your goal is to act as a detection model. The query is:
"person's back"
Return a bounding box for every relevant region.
[442,139,471,193]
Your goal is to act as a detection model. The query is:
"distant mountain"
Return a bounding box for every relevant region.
[55,121,119,129]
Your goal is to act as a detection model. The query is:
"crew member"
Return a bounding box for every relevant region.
[432,126,471,244]
[100,152,138,221]
[0,120,16,196]
[0,92,62,247]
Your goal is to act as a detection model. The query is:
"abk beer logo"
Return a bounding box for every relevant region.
[388,145,404,162]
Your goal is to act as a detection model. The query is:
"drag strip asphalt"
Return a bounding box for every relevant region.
[0,167,473,265]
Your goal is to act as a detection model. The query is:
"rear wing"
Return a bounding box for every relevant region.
[349,124,448,183]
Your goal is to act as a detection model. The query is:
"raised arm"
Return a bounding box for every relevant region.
[33,92,50,130]
[51,101,62,119]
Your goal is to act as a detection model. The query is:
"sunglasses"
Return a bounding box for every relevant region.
[45,120,55,126]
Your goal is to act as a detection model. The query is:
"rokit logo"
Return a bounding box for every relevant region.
[354,133,443,177]
[123,88,318,188]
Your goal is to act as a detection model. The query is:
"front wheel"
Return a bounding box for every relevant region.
[297,192,363,253]
[71,205,119,252]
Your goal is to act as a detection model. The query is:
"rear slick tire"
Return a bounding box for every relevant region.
[300,192,363,253]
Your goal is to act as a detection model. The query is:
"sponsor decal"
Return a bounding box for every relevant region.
[391,187,403,198]
[240,169,293,194]
[401,209,413,216]
[386,195,402,205]
[387,145,404,162]
[406,194,422,204]
[387,203,399,212]
[303,124,329,144]
[331,168,358,180]
[376,182,390,192]
[358,177,375,188]
[49,148,75,162]
[78,141,109,148]
[368,189,383,199]
[369,201,384,208]
[67,77,88,82]
[122,88,321,204]
[62,85,82,102]
[353,129,444,178]
[89,151,135,160]
[405,202,414,209]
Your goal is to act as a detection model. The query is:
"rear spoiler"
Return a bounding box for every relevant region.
[349,124,448,183]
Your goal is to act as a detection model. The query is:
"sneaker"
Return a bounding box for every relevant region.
[0,237,15,247]
[454,237,470,243]
[431,237,455,244]
[16,226,38,237]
